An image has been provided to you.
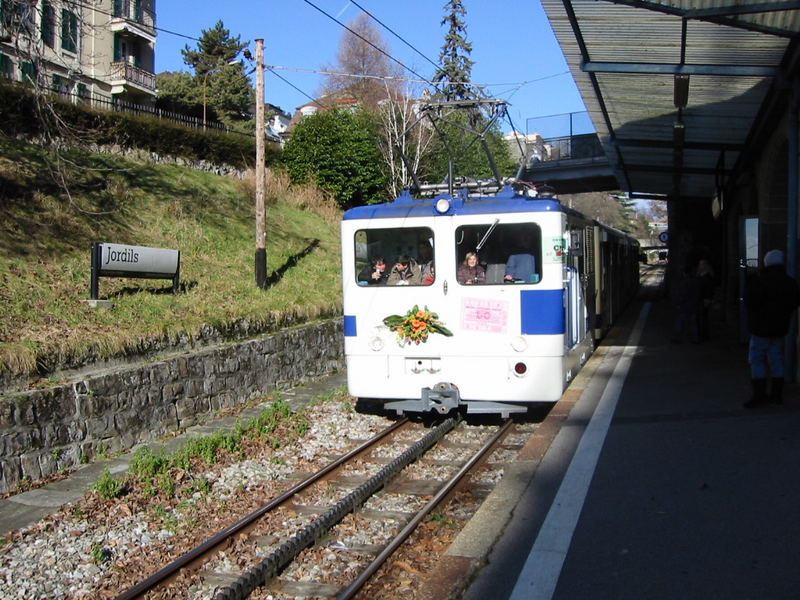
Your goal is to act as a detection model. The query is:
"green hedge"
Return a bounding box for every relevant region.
[0,83,281,169]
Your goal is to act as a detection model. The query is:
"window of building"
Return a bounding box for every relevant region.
[1,0,36,35]
[60,8,78,53]
[0,53,11,80]
[41,0,55,48]
[20,60,36,83]
[76,82,89,103]
[354,227,434,287]
[455,222,543,285]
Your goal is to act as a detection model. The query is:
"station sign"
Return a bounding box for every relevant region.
[90,242,180,300]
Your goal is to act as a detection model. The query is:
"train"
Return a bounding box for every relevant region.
[340,183,640,417]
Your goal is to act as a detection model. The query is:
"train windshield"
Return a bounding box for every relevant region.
[354,227,435,286]
[455,222,542,285]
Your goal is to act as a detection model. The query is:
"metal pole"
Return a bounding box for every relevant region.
[90,242,100,300]
[255,38,268,288]
[786,83,799,381]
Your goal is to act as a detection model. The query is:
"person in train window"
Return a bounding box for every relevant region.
[357,257,388,285]
[743,249,800,408]
[387,254,422,286]
[504,231,539,283]
[457,252,486,285]
[417,241,435,285]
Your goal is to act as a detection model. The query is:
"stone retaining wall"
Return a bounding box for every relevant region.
[0,319,344,494]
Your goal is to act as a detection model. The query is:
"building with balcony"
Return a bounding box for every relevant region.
[0,0,156,104]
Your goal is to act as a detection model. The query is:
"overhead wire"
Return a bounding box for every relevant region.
[300,0,435,87]
[70,0,572,120]
[346,0,441,72]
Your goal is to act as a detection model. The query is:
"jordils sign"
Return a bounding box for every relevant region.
[90,242,180,300]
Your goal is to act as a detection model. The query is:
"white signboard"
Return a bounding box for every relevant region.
[99,243,179,275]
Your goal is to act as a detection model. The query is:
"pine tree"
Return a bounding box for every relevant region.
[181,20,247,76]
[177,21,254,130]
[432,0,474,101]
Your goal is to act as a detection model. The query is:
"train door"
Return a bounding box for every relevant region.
[564,223,588,349]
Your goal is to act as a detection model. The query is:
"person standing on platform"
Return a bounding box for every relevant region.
[696,258,715,341]
[743,249,800,408]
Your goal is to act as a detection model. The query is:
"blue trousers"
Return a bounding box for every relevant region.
[748,335,785,378]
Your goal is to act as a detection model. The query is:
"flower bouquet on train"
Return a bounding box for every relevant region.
[383,305,453,345]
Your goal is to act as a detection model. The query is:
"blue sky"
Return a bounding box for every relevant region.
[154,1,587,134]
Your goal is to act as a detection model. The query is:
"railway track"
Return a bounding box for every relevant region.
[115,416,524,600]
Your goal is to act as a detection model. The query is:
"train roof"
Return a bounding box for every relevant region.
[342,186,565,221]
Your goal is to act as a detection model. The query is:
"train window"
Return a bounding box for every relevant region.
[455,223,542,285]
[354,227,435,286]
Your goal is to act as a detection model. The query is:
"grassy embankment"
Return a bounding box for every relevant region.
[0,135,343,387]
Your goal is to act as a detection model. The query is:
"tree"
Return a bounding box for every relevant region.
[432,0,474,101]
[178,21,254,130]
[155,71,202,116]
[182,20,247,76]
[319,13,400,110]
[376,86,435,197]
[283,108,387,208]
[560,192,650,236]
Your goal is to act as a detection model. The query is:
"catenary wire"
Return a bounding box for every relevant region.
[347,0,441,72]
[300,0,436,88]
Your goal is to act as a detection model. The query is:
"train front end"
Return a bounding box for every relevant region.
[341,187,588,417]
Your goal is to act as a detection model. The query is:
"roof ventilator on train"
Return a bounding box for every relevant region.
[385,382,527,418]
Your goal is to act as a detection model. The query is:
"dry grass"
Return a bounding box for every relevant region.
[237,168,341,224]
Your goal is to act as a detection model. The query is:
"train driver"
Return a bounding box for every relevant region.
[504,231,539,283]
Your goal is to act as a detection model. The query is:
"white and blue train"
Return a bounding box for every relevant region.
[340,185,640,417]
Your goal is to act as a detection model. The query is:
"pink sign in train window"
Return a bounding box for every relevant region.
[461,297,508,333]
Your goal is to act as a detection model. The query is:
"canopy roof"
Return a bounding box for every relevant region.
[540,0,800,201]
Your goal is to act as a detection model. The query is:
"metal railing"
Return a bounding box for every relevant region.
[523,111,605,162]
[109,62,156,92]
[4,79,248,136]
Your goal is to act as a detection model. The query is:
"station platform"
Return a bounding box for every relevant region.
[461,274,800,600]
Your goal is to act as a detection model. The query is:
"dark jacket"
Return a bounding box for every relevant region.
[745,265,800,337]
[358,264,388,285]
[457,263,485,284]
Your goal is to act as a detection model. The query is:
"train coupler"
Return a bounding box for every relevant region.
[384,382,461,415]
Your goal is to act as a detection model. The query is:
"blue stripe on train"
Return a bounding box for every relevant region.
[344,315,357,337]
[521,289,565,335]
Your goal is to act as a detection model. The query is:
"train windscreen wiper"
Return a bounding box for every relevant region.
[476,219,500,252]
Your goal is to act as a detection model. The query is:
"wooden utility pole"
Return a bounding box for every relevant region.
[255,38,268,288]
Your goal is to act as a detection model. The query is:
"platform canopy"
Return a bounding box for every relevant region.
[540,0,800,202]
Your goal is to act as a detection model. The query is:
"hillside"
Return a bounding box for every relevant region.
[0,135,343,391]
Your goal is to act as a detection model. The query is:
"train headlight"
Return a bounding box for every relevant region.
[369,336,384,351]
[434,198,451,214]
[513,362,528,376]
[511,336,528,352]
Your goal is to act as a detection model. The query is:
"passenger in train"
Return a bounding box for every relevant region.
[417,241,435,285]
[387,255,422,285]
[357,257,388,285]
[457,252,486,285]
[743,249,800,408]
[504,231,538,283]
